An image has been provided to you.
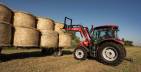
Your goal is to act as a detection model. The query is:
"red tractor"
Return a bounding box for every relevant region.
[64,17,126,65]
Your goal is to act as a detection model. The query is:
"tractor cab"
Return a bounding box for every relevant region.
[91,25,119,43]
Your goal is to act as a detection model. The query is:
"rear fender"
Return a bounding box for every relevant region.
[98,39,124,46]
[76,44,89,52]
[96,39,124,51]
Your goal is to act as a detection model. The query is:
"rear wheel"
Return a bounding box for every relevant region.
[74,47,88,60]
[97,42,125,66]
[54,48,63,56]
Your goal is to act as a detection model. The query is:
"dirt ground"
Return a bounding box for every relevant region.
[0,46,141,72]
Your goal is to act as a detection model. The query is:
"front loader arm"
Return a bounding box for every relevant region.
[63,17,91,41]
[64,27,85,38]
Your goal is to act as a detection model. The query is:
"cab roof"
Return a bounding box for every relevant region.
[94,25,118,30]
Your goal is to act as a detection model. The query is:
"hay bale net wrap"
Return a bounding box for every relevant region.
[13,12,36,28]
[0,22,12,46]
[0,4,13,23]
[37,17,55,30]
[13,27,40,47]
[40,30,59,48]
[55,22,65,34]
[59,33,72,48]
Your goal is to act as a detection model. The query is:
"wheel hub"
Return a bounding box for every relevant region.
[75,49,84,59]
[102,47,118,61]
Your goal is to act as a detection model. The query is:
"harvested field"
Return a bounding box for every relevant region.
[0,46,141,72]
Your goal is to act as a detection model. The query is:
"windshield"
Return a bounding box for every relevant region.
[91,29,118,41]
[99,30,117,38]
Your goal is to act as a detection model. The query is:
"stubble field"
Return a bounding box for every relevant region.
[0,46,141,72]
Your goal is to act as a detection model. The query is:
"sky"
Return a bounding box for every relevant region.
[0,0,141,46]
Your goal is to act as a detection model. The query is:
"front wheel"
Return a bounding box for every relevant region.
[97,42,125,66]
[74,47,88,60]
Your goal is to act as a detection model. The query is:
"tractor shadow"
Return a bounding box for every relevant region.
[0,50,73,62]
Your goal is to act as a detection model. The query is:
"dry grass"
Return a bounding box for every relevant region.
[0,46,141,72]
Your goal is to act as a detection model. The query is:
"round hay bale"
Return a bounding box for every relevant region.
[0,22,12,46]
[40,30,58,48]
[13,12,36,28]
[55,22,65,34]
[13,27,39,47]
[0,4,13,23]
[59,33,72,48]
[37,17,55,30]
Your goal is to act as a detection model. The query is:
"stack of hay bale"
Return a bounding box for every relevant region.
[13,12,40,47]
[37,17,58,48]
[0,4,13,47]
[55,22,72,48]
[0,4,72,49]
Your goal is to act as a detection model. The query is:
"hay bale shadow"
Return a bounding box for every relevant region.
[0,50,73,62]
[0,51,46,62]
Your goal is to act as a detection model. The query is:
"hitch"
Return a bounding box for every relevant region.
[124,57,135,63]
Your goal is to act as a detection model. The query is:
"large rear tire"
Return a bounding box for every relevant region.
[74,47,88,60]
[97,42,125,66]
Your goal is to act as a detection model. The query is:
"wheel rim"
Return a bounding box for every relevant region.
[102,47,118,61]
[75,49,84,59]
